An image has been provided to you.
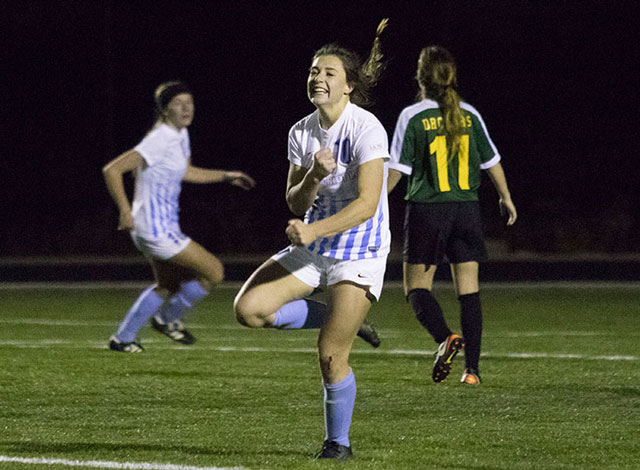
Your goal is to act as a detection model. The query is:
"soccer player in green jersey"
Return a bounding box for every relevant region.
[388,46,517,385]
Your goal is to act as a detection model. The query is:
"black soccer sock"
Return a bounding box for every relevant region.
[459,292,482,371]
[407,288,452,344]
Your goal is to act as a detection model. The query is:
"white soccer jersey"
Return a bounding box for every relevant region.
[288,102,391,260]
[131,124,191,238]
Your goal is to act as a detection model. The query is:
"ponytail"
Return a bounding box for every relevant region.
[416,46,465,158]
[441,86,465,159]
[357,18,389,106]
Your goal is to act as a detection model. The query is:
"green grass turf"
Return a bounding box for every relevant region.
[0,283,639,469]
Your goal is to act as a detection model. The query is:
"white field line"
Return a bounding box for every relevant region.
[2,318,639,338]
[1,281,639,290]
[0,282,239,290]
[0,455,245,470]
[0,339,636,361]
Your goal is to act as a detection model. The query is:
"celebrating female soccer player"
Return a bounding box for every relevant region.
[234,19,390,461]
[104,81,255,352]
[388,46,517,385]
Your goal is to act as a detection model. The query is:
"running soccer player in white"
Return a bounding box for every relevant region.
[234,19,389,462]
[103,81,255,352]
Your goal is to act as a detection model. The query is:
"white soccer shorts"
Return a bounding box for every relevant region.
[131,230,192,260]
[271,245,387,301]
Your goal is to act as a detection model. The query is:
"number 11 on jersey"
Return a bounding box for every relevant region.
[429,135,470,192]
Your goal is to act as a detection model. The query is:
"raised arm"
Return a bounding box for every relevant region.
[102,149,144,230]
[286,147,336,216]
[183,164,256,190]
[485,161,517,226]
[286,158,384,246]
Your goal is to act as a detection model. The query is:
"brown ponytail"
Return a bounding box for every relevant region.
[416,46,465,158]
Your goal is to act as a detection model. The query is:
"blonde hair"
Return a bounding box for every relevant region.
[313,18,389,107]
[416,46,465,158]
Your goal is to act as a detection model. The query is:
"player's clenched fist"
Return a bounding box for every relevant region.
[310,147,336,180]
[286,219,318,246]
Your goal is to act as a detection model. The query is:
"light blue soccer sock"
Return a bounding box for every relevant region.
[116,285,164,343]
[323,369,356,447]
[156,280,208,323]
[272,299,326,329]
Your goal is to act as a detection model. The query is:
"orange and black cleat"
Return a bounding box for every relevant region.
[461,368,482,385]
[432,334,464,383]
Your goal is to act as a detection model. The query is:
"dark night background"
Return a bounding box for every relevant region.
[3,0,639,261]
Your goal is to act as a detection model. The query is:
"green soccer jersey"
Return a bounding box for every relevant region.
[389,99,500,203]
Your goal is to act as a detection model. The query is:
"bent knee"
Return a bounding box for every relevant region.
[235,310,269,328]
[233,295,271,328]
[199,272,223,290]
[206,264,224,286]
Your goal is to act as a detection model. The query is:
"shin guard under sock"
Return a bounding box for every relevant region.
[273,299,326,329]
[323,369,356,447]
[407,288,452,344]
[157,280,208,323]
[116,285,164,343]
[459,292,482,370]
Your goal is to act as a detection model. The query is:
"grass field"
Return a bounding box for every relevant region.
[1,283,639,470]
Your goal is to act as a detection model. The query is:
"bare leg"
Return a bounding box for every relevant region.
[166,240,224,290]
[234,259,315,328]
[403,262,437,295]
[450,261,479,296]
[147,241,223,343]
[318,282,371,384]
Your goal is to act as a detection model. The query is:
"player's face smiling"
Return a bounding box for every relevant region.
[307,55,353,109]
[163,93,194,129]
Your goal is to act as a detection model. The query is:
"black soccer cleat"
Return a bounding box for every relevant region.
[357,319,381,348]
[150,317,196,345]
[109,335,144,353]
[432,334,464,383]
[315,440,353,462]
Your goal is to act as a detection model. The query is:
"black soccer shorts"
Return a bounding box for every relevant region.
[403,201,487,265]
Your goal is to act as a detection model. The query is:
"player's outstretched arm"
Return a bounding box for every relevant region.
[183,165,256,190]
